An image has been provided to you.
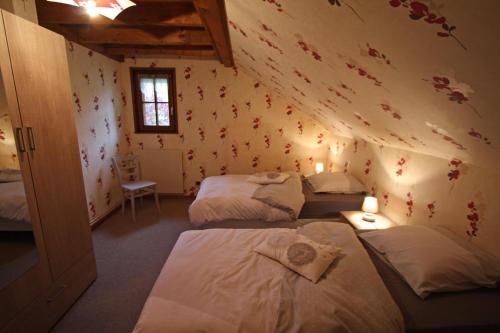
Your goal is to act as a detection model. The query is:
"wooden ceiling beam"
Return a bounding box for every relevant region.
[193,0,233,67]
[104,46,216,59]
[46,26,212,46]
[36,0,204,28]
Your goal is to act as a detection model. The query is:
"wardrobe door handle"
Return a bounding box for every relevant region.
[15,128,26,153]
[27,127,36,151]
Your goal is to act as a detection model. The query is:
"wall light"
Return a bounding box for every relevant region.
[362,196,378,222]
[315,162,324,174]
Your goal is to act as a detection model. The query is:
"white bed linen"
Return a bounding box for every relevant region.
[133,222,404,333]
[0,181,30,222]
[188,175,291,225]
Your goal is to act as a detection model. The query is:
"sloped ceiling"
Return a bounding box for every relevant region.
[225,0,500,169]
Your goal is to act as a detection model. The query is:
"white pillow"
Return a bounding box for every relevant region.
[255,230,341,283]
[247,172,290,185]
[0,168,22,183]
[360,225,498,298]
[306,172,365,193]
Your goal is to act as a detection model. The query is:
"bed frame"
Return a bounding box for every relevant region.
[299,180,365,218]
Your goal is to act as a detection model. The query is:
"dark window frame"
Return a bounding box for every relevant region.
[130,67,178,134]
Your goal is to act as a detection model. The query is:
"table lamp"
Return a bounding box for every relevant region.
[315,162,324,174]
[362,196,378,222]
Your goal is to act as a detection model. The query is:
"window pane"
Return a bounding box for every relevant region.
[155,78,169,102]
[140,77,155,102]
[158,103,170,126]
[143,103,157,126]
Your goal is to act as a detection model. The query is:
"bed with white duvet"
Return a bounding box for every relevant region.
[188,172,305,226]
[0,181,31,231]
[133,222,404,333]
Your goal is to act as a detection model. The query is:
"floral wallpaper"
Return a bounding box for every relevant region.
[328,137,500,257]
[0,78,18,169]
[120,58,330,196]
[224,1,500,256]
[66,42,126,224]
[225,0,500,168]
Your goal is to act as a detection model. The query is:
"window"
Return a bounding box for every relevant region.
[130,68,178,133]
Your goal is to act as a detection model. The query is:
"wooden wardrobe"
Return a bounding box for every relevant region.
[0,10,96,332]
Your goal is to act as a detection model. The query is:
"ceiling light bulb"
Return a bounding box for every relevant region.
[85,0,98,17]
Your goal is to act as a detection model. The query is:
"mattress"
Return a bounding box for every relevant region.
[133,222,404,333]
[365,244,500,333]
[299,180,365,218]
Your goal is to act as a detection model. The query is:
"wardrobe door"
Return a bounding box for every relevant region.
[1,11,93,279]
[0,11,51,328]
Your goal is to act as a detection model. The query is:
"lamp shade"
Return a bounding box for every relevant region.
[315,162,324,174]
[47,0,136,20]
[362,196,378,214]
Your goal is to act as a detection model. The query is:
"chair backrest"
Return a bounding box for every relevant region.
[112,155,141,185]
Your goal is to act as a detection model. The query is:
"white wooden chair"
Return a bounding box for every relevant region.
[112,155,160,221]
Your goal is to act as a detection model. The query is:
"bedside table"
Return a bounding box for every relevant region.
[340,211,396,231]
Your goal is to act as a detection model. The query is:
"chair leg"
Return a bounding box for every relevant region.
[131,192,136,221]
[121,193,125,214]
[154,189,161,213]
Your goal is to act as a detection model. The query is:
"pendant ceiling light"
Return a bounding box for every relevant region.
[47,0,136,20]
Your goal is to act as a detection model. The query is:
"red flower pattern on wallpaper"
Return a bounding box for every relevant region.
[466,201,479,237]
[197,127,205,141]
[186,109,193,123]
[88,201,96,219]
[389,0,466,50]
[346,63,382,86]
[184,67,192,79]
[0,129,5,141]
[81,146,89,167]
[73,93,82,113]
[317,133,324,144]
[220,165,228,175]
[99,145,106,160]
[406,192,414,217]
[366,43,391,65]
[396,157,406,176]
[197,86,204,100]
[427,201,436,218]
[380,103,402,120]
[253,117,261,129]
[383,192,389,207]
[258,35,284,54]
[297,121,303,135]
[229,20,248,37]
[157,135,164,149]
[284,143,292,154]
[252,156,260,168]
[231,104,238,119]
[343,161,349,173]
[93,96,99,111]
[296,35,322,61]
[293,69,311,84]
[219,86,227,98]
[468,128,492,145]
[294,160,301,172]
[186,149,195,161]
[264,135,271,148]
[98,67,104,86]
[219,127,227,139]
[447,158,462,181]
[231,144,238,158]
[364,159,371,175]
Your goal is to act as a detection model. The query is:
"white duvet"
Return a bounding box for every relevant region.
[189,175,292,225]
[0,181,30,222]
[133,222,404,333]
